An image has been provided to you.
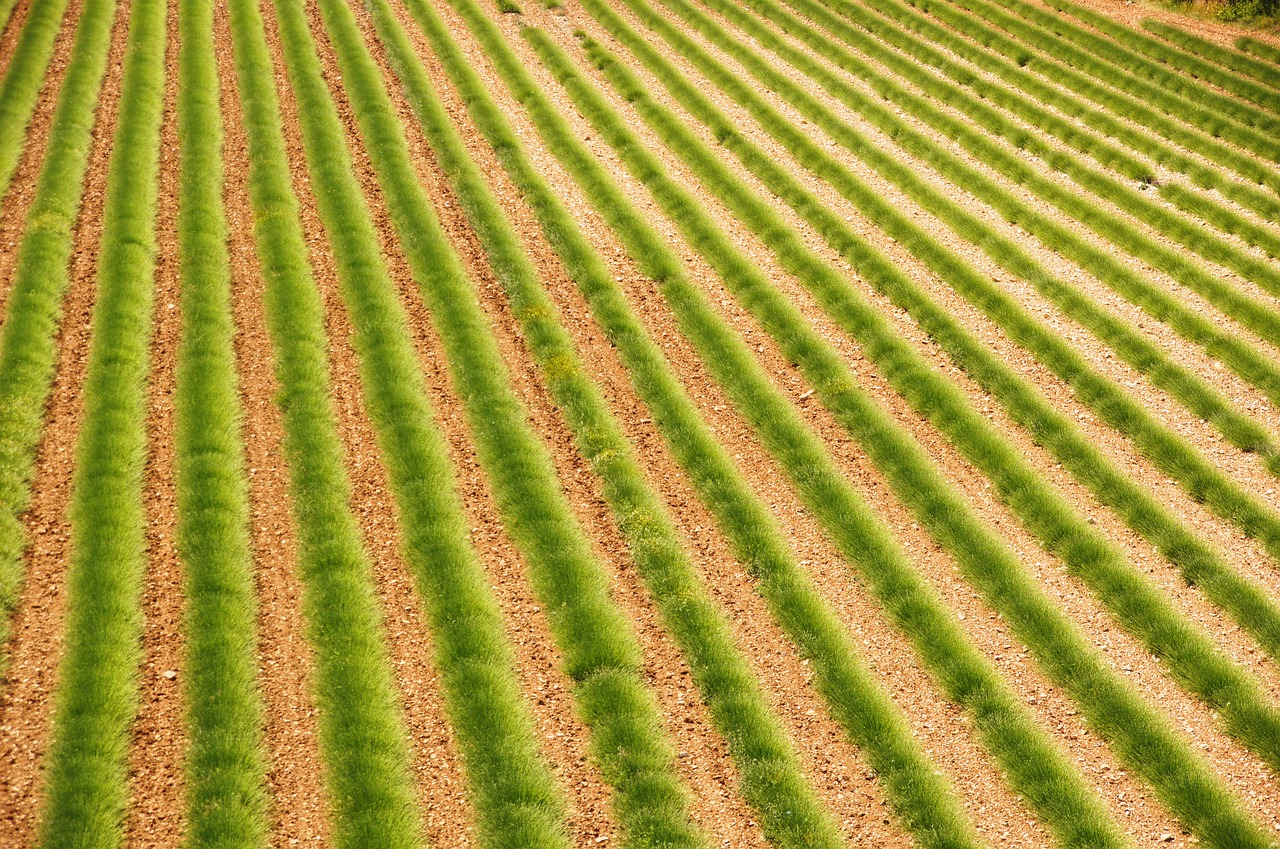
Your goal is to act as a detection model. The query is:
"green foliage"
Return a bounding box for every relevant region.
[1003,0,1280,131]
[1237,36,1280,64]
[0,0,114,676]
[226,0,426,846]
[533,23,1146,849]
[175,0,269,843]
[905,0,1280,175]
[549,16,1277,844]
[37,0,166,843]
[644,0,1280,570]
[289,0,716,844]
[596,0,1280,741]
[0,0,74,205]
[1144,21,1280,87]
[259,0,578,844]
[383,0,979,844]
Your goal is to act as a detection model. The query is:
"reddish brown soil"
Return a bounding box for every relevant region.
[121,0,187,843]
[213,0,332,843]
[0,0,90,316]
[0,0,37,76]
[0,0,129,838]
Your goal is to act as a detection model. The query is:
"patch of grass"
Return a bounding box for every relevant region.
[174,0,269,843]
[226,0,427,846]
[373,0,977,844]
[246,0,577,844]
[534,23,1277,848]
[530,24,1144,849]
[1046,3,1280,116]
[280,0,712,843]
[36,0,166,842]
[0,0,115,671]
[1237,36,1280,65]
[664,0,1280,412]
[0,0,74,204]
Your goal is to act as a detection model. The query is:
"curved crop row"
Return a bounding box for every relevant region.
[638,0,1280,565]
[530,22,1155,849]
[584,0,1280,768]
[850,0,1280,213]
[278,0,715,843]
[1039,0,1280,118]
[383,0,982,843]
[174,0,269,843]
[1142,21,1280,93]
[0,0,114,672]
[226,0,429,845]
[927,0,1280,159]
[668,0,1280,410]
[36,0,166,841]
[537,22,1277,847]
[0,0,74,205]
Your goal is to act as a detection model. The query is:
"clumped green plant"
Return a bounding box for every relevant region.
[174,0,269,843]
[0,0,75,205]
[380,0,984,844]
[37,0,166,843]
[279,0,718,844]
[227,0,428,845]
[0,0,115,676]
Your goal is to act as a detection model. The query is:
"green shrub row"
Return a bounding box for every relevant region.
[673,0,1280,412]
[551,19,1277,846]
[998,0,1280,133]
[849,0,1280,213]
[288,0,718,842]
[591,0,1280,761]
[227,0,429,846]
[644,0,1280,595]
[1143,21,1280,93]
[0,0,114,675]
[533,21,1157,849]
[388,0,981,843]
[174,0,269,844]
[762,0,1280,275]
[928,0,1280,158]
[36,0,165,843]
[1040,0,1280,118]
[1238,36,1280,65]
[0,0,21,39]
[0,0,73,205]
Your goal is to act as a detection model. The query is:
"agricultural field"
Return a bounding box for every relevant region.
[1,0,1280,842]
